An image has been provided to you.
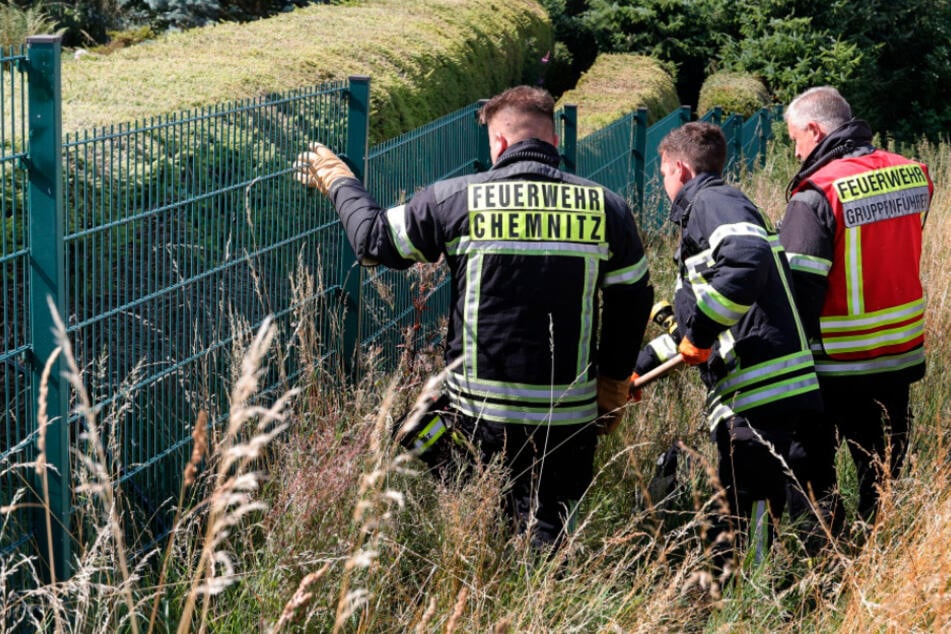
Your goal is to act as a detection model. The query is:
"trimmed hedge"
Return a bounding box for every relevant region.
[697,71,771,119]
[555,53,679,139]
[62,0,553,144]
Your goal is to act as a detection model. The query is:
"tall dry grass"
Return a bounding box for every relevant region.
[1,135,948,631]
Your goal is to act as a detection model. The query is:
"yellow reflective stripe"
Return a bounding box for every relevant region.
[684,249,748,326]
[844,226,864,314]
[695,282,750,326]
[820,320,924,353]
[714,350,816,395]
[820,298,925,332]
[707,402,735,431]
[603,256,649,287]
[449,237,609,259]
[647,334,678,362]
[414,416,447,451]
[386,204,427,262]
[463,255,483,375]
[786,252,832,276]
[448,371,597,402]
[707,221,769,251]
[451,395,598,425]
[814,347,925,375]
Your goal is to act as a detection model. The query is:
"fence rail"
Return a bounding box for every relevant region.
[0,36,780,580]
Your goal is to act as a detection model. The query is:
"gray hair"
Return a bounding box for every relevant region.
[784,86,852,133]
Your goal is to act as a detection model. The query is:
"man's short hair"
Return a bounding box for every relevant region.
[479,85,555,127]
[784,86,852,133]
[658,122,726,175]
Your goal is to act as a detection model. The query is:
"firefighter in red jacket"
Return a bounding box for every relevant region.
[779,86,934,543]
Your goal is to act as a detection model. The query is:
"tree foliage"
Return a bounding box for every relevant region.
[552,0,950,142]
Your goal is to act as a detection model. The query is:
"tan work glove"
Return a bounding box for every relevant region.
[596,375,629,436]
[293,142,356,196]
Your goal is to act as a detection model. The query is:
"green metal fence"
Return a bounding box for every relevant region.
[1,36,780,580]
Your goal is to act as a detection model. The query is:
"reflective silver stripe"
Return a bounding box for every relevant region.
[647,334,678,362]
[844,226,864,314]
[578,258,598,377]
[786,252,832,276]
[414,417,446,451]
[451,394,598,425]
[717,330,737,366]
[820,298,925,331]
[448,371,596,402]
[707,221,769,251]
[814,347,925,375]
[715,350,815,395]
[684,249,750,326]
[820,320,924,353]
[602,256,649,287]
[707,402,735,431]
[447,237,609,258]
[463,255,483,374]
[726,374,820,413]
[385,204,428,262]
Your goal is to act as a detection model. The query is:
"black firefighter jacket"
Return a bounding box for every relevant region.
[329,139,654,426]
[670,172,822,431]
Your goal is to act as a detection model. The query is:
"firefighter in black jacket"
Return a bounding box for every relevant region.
[648,122,822,572]
[294,86,654,549]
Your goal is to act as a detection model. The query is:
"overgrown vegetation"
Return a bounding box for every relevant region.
[59,0,552,143]
[547,0,951,143]
[3,133,948,631]
[555,53,680,137]
[697,71,771,119]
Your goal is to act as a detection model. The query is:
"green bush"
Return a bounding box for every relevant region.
[555,53,680,138]
[697,71,770,118]
[61,0,553,144]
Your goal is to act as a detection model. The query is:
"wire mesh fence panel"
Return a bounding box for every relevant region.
[61,82,351,547]
[0,45,33,560]
[357,103,483,373]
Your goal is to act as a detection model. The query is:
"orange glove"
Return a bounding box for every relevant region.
[293,142,356,195]
[678,336,711,366]
[596,376,628,435]
[628,372,642,403]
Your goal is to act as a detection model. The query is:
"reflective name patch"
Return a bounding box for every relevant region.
[468,182,605,243]
[834,165,930,228]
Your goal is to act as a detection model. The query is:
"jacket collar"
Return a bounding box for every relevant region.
[492,138,562,171]
[787,118,874,198]
[669,172,723,226]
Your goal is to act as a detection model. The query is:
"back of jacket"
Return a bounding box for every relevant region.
[331,139,653,426]
[671,173,821,430]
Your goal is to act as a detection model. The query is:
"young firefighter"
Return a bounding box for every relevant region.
[646,122,823,572]
[294,86,654,550]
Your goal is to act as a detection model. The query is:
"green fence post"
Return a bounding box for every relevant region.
[25,34,70,583]
[475,99,490,171]
[560,104,577,174]
[758,108,771,167]
[632,107,648,210]
[678,104,691,125]
[341,75,370,379]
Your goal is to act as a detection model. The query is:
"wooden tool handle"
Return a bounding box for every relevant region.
[632,353,684,388]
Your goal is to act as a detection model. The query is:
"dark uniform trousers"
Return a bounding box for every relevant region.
[447,415,597,550]
[788,377,911,540]
[709,415,799,569]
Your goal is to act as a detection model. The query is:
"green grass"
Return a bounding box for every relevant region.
[4,133,949,631]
